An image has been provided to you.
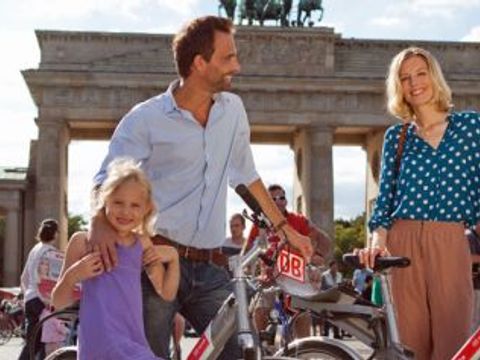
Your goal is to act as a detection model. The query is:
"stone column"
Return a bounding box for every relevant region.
[292,126,334,238]
[35,117,70,248]
[4,210,20,286]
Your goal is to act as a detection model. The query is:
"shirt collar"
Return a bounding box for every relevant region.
[163,80,181,114]
[163,79,224,115]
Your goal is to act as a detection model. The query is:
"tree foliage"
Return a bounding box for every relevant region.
[333,213,367,276]
[68,213,88,239]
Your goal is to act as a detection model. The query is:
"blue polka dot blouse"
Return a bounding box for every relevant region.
[368,111,480,232]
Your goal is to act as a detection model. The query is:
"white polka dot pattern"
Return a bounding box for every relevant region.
[368,111,480,232]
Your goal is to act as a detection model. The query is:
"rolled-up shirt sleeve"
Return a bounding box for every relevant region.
[93,105,152,186]
[228,98,259,188]
[471,113,480,227]
[368,125,401,232]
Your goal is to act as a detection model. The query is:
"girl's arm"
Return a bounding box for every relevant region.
[141,237,180,301]
[51,232,104,309]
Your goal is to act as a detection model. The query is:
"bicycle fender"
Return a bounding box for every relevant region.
[273,336,364,360]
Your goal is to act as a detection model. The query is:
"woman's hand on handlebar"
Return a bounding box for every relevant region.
[355,227,389,269]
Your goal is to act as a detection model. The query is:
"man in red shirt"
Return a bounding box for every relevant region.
[248,184,331,338]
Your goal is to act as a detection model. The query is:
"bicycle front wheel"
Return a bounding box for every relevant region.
[45,346,78,360]
[277,338,358,360]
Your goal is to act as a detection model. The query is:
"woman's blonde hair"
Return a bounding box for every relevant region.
[386,46,452,120]
[93,158,156,236]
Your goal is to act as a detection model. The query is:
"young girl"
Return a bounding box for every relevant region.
[52,158,180,360]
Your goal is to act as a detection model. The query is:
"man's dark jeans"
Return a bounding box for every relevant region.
[141,258,241,359]
[18,297,45,360]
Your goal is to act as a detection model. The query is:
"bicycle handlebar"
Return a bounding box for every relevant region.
[343,253,410,271]
[235,184,263,216]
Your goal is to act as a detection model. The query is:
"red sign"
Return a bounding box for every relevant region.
[452,327,480,360]
[276,249,305,283]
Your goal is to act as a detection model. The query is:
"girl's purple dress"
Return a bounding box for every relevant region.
[79,239,161,359]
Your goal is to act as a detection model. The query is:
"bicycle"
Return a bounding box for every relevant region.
[29,303,79,360]
[271,254,414,360]
[0,297,24,345]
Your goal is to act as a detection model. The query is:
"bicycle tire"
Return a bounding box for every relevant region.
[279,339,356,360]
[45,346,78,360]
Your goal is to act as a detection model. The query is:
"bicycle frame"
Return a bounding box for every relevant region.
[186,230,270,360]
[286,268,413,360]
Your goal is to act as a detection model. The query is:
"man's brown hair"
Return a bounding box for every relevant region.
[172,16,234,79]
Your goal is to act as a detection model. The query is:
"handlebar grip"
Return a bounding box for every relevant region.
[235,184,263,215]
[342,253,410,271]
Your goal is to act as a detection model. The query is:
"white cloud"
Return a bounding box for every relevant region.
[462,25,480,41]
[370,17,404,27]
[15,0,144,20]
[410,0,480,7]
[156,0,202,16]
[408,0,480,17]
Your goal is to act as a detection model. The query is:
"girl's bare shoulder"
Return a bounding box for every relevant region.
[66,231,89,257]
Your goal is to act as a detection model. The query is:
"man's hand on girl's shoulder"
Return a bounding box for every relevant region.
[88,213,118,271]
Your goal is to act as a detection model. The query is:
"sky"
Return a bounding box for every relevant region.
[0,0,479,224]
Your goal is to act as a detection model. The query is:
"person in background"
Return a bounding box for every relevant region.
[39,308,68,356]
[351,267,373,294]
[361,275,373,302]
[249,184,331,339]
[52,158,179,360]
[321,260,343,339]
[222,213,246,256]
[360,46,478,359]
[18,218,59,360]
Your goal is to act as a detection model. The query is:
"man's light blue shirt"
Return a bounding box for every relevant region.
[94,81,259,248]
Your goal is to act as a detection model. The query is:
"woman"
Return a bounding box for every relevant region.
[360,47,478,360]
[18,218,59,360]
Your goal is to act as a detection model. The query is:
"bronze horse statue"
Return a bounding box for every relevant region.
[238,0,292,26]
[297,0,324,27]
[219,0,237,20]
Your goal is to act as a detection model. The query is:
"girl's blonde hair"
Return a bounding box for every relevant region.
[94,158,156,236]
[386,46,452,120]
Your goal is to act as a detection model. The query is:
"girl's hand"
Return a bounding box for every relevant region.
[67,252,104,283]
[143,245,179,267]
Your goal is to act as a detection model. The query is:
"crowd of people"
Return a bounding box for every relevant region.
[14,14,480,360]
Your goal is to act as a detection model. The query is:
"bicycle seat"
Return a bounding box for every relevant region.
[343,254,410,272]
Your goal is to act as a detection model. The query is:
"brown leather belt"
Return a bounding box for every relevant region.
[152,234,228,267]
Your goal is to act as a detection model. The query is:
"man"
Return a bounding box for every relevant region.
[90,16,312,358]
[222,213,246,256]
[352,267,373,294]
[321,260,343,339]
[248,184,331,338]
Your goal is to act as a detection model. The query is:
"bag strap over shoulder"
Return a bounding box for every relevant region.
[395,123,410,174]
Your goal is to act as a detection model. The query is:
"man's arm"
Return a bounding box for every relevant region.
[247,179,313,261]
[89,108,152,270]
